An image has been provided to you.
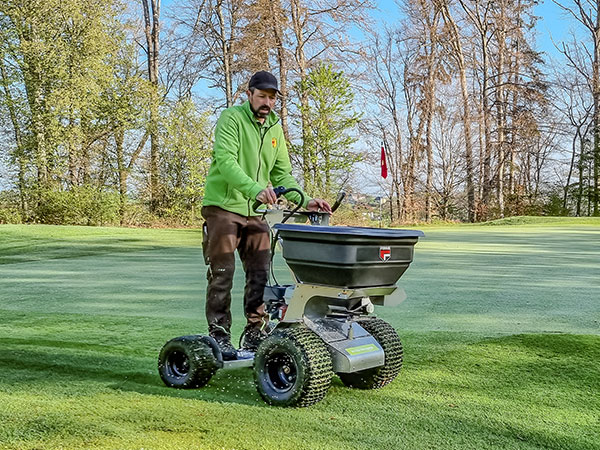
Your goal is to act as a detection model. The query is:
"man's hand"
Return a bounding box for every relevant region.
[307,198,332,213]
[256,187,278,205]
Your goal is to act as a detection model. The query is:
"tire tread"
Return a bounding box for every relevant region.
[158,335,218,389]
[254,326,333,407]
[338,318,403,389]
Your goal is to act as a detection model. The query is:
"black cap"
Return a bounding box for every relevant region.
[248,71,281,94]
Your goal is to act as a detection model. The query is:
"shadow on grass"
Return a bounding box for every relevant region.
[0,239,168,265]
[0,337,264,407]
[2,332,599,414]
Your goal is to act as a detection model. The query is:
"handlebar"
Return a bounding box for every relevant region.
[253,186,305,213]
[253,186,346,223]
[331,192,345,213]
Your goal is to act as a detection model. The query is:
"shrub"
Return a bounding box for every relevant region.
[542,190,570,216]
[35,186,120,226]
[157,204,202,227]
[329,204,379,227]
[120,201,155,227]
[0,207,21,224]
[0,190,23,224]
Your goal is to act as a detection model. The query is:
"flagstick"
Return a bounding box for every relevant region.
[380,141,388,228]
[379,195,383,228]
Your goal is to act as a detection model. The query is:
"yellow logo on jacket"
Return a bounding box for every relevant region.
[271,138,277,148]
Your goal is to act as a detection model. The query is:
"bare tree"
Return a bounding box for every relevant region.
[555,0,600,215]
[399,0,445,221]
[169,0,248,108]
[364,29,405,221]
[457,0,493,217]
[554,33,594,214]
[432,91,465,220]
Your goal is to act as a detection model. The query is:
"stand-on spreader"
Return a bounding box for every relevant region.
[158,188,423,407]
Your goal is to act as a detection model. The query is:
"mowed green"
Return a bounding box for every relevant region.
[0,219,599,450]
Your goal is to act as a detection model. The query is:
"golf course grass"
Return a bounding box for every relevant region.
[0,219,598,449]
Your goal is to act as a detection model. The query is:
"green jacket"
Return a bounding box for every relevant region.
[203,101,309,216]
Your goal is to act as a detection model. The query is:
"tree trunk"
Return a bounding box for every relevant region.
[216,0,233,107]
[564,127,580,211]
[142,0,161,213]
[577,131,585,216]
[423,9,440,223]
[67,117,79,188]
[441,3,475,222]
[270,0,290,142]
[24,63,50,191]
[115,128,127,224]
[116,128,149,225]
[481,48,492,217]
[290,0,311,190]
[32,90,49,189]
[509,0,522,198]
[459,0,491,221]
[495,2,507,217]
[403,62,420,222]
[424,69,436,223]
[593,5,600,216]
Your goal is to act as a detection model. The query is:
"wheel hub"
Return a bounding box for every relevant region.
[265,352,297,392]
[168,351,190,377]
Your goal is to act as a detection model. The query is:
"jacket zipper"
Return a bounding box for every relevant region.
[249,118,278,215]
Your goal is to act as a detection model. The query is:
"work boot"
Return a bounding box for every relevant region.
[240,325,270,352]
[210,332,237,361]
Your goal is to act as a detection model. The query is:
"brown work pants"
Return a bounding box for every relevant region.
[201,206,270,338]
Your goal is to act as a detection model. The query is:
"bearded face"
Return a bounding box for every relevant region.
[248,88,277,120]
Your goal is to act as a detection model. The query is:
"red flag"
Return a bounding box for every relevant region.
[381,144,388,179]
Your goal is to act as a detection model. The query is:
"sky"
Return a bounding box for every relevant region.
[534,0,576,60]
[374,0,570,60]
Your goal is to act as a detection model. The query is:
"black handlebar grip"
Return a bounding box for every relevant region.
[273,186,288,196]
[252,199,263,211]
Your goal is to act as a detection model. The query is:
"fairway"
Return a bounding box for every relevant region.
[0,222,599,449]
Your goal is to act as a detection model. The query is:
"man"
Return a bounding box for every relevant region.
[201,70,331,360]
